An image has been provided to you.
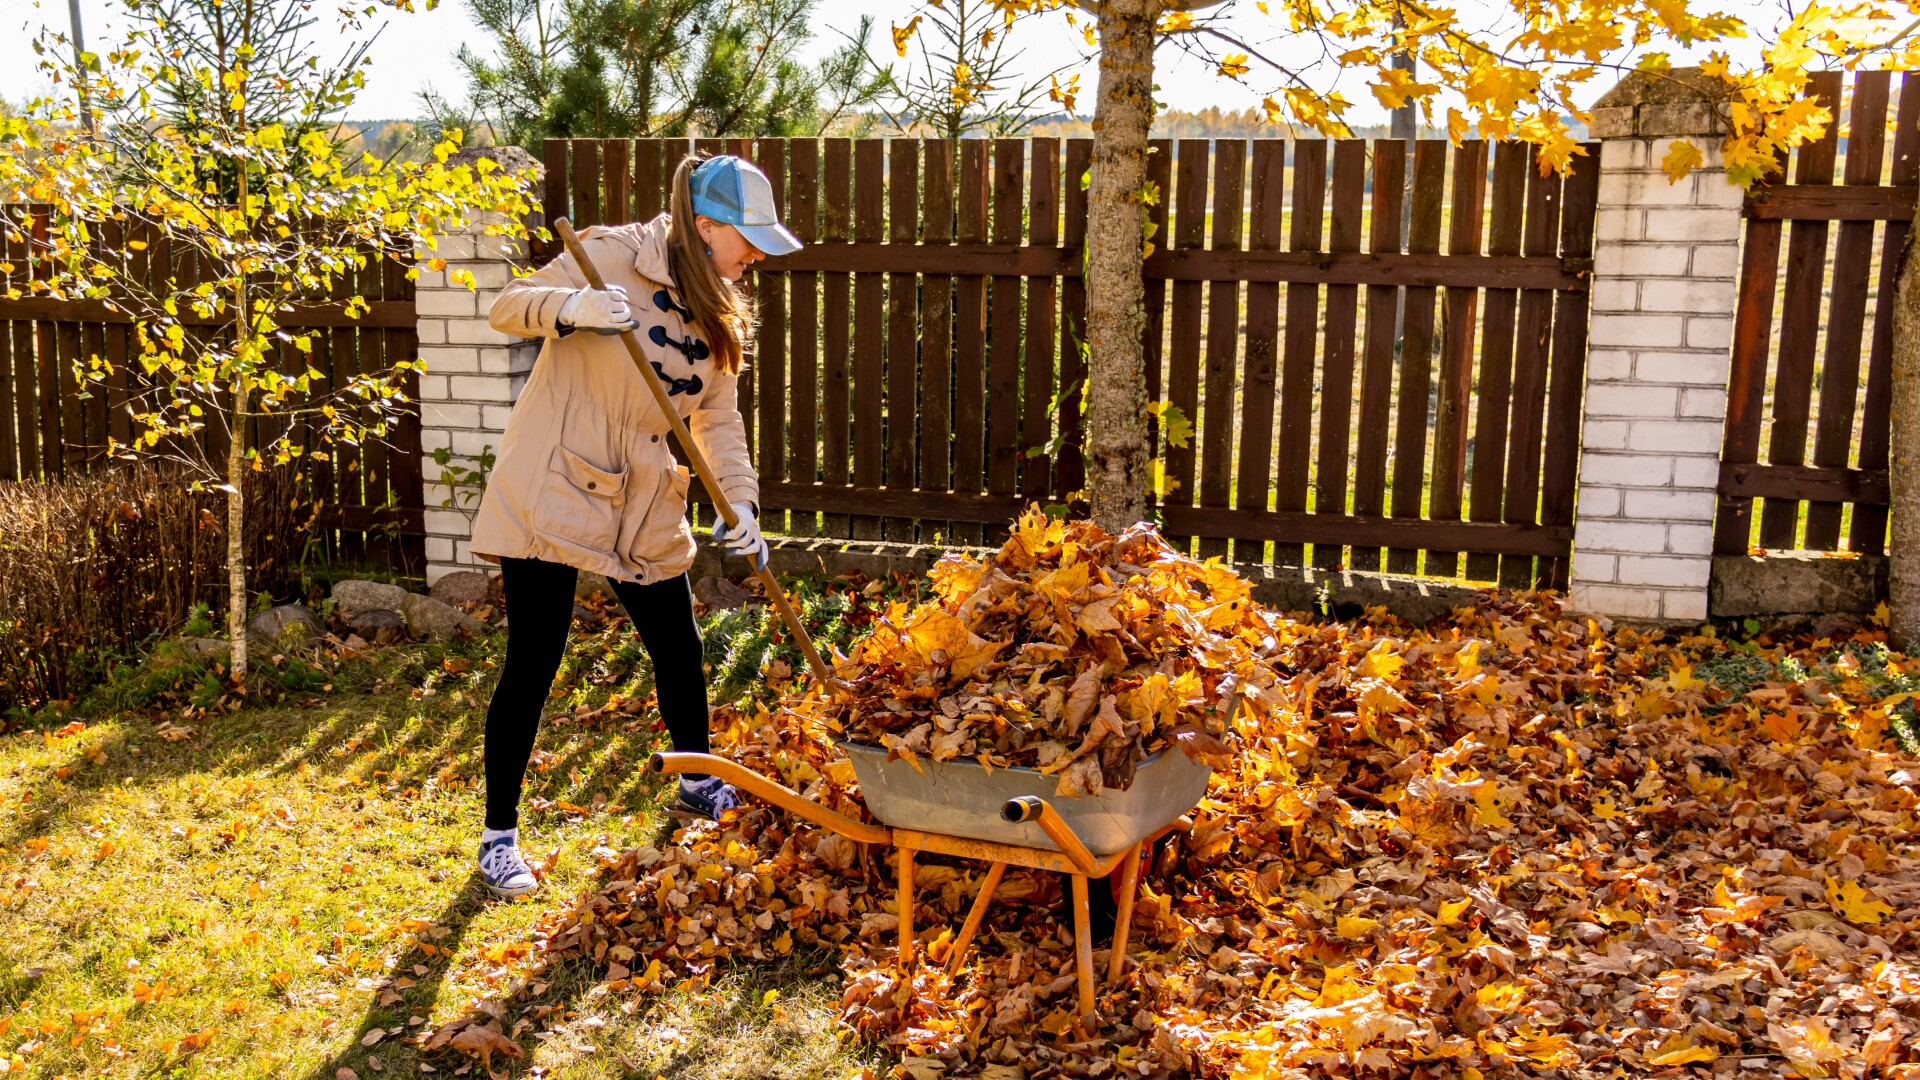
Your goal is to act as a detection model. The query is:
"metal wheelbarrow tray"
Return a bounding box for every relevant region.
[836,738,1210,856]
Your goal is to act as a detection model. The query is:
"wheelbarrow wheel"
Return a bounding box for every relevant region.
[1082,832,1177,942]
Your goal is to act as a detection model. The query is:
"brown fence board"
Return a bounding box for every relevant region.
[756,137,789,534]
[1056,138,1092,495]
[1275,140,1326,568]
[1354,140,1405,557]
[1502,154,1564,588]
[1236,140,1285,566]
[1142,139,1173,465]
[1804,72,1889,547]
[821,139,853,537]
[1389,142,1448,574]
[1165,139,1209,545]
[1540,152,1600,589]
[1467,140,1527,582]
[987,139,1024,530]
[1199,139,1246,560]
[952,140,989,546]
[851,139,885,540]
[1428,140,1488,579]
[1315,139,1366,571]
[1854,73,1920,555]
[787,138,820,537]
[921,140,955,534]
[1759,71,1843,548]
[634,140,664,222]
[1023,138,1059,505]
[887,138,920,540]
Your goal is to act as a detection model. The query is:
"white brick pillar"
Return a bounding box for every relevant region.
[414,216,538,585]
[1570,69,1740,623]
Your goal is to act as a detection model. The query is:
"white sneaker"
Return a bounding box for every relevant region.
[478,833,538,898]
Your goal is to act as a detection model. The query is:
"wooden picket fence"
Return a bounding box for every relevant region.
[1719,68,1913,557]
[0,209,426,571]
[542,135,1600,585]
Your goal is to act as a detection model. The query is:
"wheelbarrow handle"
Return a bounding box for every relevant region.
[649,752,891,845]
[1002,795,1100,877]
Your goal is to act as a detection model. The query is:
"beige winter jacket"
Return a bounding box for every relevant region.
[468,214,758,584]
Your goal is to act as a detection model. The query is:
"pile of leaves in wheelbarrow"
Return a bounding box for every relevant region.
[812,507,1275,795]
[424,514,1920,1079]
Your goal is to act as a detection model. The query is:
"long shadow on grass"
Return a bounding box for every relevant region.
[0,676,490,850]
[299,874,490,1080]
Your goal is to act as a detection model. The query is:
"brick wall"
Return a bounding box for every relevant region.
[1571,72,1741,622]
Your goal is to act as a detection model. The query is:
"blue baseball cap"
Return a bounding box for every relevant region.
[689,155,803,257]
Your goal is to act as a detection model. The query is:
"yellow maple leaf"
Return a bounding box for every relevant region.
[1218,53,1250,79]
[1648,1035,1718,1065]
[1825,877,1893,925]
[1438,898,1472,927]
[1357,639,1404,680]
[1472,784,1514,828]
[1661,139,1704,183]
[1591,799,1622,820]
[1335,915,1380,939]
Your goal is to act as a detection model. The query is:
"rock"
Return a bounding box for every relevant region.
[429,570,493,607]
[248,604,322,648]
[1813,612,1862,640]
[183,637,232,660]
[332,579,408,614]
[575,572,616,600]
[692,574,755,612]
[344,607,407,640]
[402,592,487,642]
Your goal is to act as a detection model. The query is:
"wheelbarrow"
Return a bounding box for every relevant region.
[646,743,1209,1024]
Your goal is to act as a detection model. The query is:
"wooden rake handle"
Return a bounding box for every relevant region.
[552,217,831,687]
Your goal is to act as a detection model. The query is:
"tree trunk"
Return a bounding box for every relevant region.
[227,391,249,680]
[1893,211,1920,652]
[1082,0,1157,535]
[228,146,251,681]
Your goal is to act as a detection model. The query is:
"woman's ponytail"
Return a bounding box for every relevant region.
[667,154,754,376]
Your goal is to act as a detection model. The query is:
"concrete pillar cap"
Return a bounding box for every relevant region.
[1588,67,1730,139]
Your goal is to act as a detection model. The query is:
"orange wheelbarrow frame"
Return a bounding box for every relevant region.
[647,751,1190,1025]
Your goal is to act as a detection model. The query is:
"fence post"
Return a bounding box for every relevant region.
[1568,70,1741,623]
[412,149,544,585]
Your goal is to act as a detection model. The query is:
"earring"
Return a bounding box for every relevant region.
[704,247,712,256]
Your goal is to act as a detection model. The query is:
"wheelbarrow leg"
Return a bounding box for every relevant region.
[1106,841,1144,982]
[946,861,1007,975]
[1071,874,1096,1025]
[897,846,915,965]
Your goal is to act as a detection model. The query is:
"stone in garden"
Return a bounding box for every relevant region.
[344,607,407,640]
[183,637,232,660]
[429,570,493,607]
[332,579,408,614]
[401,592,487,642]
[692,574,754,612]
[248,604,322,648]
[575,572,615,600]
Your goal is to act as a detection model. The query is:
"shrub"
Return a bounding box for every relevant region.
[0,465,309,712]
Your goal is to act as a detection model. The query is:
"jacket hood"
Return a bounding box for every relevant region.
[586,213,676,293]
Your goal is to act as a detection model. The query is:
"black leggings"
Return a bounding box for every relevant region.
[483,556,709,830]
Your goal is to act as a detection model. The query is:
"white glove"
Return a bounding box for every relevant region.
[557,285,638,335]
[711,501,769,571]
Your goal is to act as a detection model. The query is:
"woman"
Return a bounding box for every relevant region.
[465,154,803,898]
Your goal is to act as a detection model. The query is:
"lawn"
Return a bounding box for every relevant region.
[0,605,882,1079]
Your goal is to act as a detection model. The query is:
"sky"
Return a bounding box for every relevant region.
[0,0,1785,126]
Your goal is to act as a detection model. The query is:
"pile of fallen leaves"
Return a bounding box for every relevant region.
[815,508,1273,796]
[426,519,1920,1079]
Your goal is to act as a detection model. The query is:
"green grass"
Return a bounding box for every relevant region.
[0,595,883,1079]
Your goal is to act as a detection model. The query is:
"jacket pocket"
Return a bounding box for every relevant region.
[628,463,694,567]
[537,445,629,551]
